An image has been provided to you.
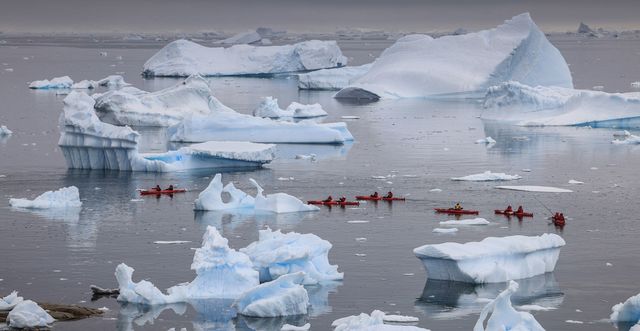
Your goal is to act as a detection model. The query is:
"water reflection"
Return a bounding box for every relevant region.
[117,302,189,331]
[415,273,564,319]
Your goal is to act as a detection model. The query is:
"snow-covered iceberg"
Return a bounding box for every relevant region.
[481,81,640,128]
[0,125,12,136]
[7,300,55,329]
[59,91,274,171]
[116,226,259,304]
[298,63,372,90]
[72,75,130,90]
[335,13,572,100]
[9,186,82,209]
[452,171,521,181]
[28,76,73,89]
[413,234,565,283]
[473,281,545,331]
[0,291,24,311]
[142,39,347,77]
[611,292,640,324]
[241,228,343,284]
[233,272,309,317]
[332,310,429,331]
[253,97,327,119]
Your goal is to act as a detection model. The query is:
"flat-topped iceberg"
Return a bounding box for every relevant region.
[142,39,347,77]
[481,81,640,128]
[335,13,572,100]
[611,292,640,324]
[59,92,274,171]
[7,300,55,329]
[298,63,373,90]
[413,234,565,283]
[241,228,343,284]
[332,310,429,331]
[28,76,73,89]
[473,281,545,331]
[253,97,327,118]
[9,186,82,209]
[452,171,522,181]
[233,272,309,317]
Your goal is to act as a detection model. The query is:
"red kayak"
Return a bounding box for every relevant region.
[355,196,406,201]
[494,210,533,217]
[551,216,566,227]
[308,200,360,206]
[434,208,479,215]
[140,189,187,195]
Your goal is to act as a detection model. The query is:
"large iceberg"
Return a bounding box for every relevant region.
[481,81,640,128]
[335,13,572,100]
[332,310,429,331]
[253,97,328,119]
[611,292,640,324]
[28,76,73,89]
[59,92,274,171]
[7,300,55,329]
[297,63,373,90]
[241,227,343,284]
[473,281,545,331]
[233,272,309,317]
[142,39,347,77]
[413,234,565,283]
[9,186,82,209]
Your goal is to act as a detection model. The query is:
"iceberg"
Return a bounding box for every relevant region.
[241,227,343,284]
[335,13,572,100]
[413,234,565,283]
[59,91,274,171]
[217,30,262,45]
[116,226,259,304]
[7,300,55,329]
[250,178,319,213]
[611,292,640,324]
[473,281,545,331]
[28,75,73,89]
[0,125,12,136]
[332,310,429,331]
[297,63,373,90]
[452,171,521,181]
[9,186,82,209]
[475,137,496,144]
[495,186,573,193]
[0,291,24,311]
[233,272,309,317]
[253,97,328,119]
[481,81,640,128]
[142,39,347,77]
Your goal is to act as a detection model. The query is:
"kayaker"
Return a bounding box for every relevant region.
[505,205,513,213]
[323,195,333,203]
[516,206,524,214]
[339,196,346,203]
[155,185,161,191]
[167,184,174,191]
[559,213,565,222]
[454,202,462,210]
[370,192,379,198]
[384,191,393,199]
[553,212,560,220]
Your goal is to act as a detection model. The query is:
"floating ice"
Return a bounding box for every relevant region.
[0,125,12,136]
[28,76,73,89]
[217,30,262,45]
[475,137,496,144]
[9,186,82,209]
[7,300,55,329]
[433,227,458,233]
[495,186,573,193]
[241,227,343,285]
[383,315,419,323]
[281,323,311,330]
[143,39,347,77]
[297,63,373,90]
[413,234,565,283]
[439,218,489,226]
[0,291,24,311]
[473,281,545,331]
[335,13,571,100]
[153,241,191,245]
[332,310,429,331]
[251,178,320,213]
[233,272,309,317]
[632,82,640,88]
[482,81,640,128]
[568,179,584,184]
[253,97,328,118]
[613,133,640,145]
[611,292,640,324]
[452,171,521,181]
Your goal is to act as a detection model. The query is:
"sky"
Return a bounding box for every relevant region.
[1,0,639,34]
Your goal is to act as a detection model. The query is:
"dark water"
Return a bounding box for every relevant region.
[1,36,640,330]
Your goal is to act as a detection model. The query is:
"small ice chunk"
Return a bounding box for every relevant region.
[452,171,521,181]
[429,188,442,192]
[631,81,640,88]
[565,320,584,324]
[233,272,309,317]
[473,281,545,331]
[383,314,419,322]
[253,97,328,119]
[348,220,369,224]
[516,304,556,311]
[611,292,640,324]
[495,185,573,193]
[568,179,584,184]
[295,154,317,161]
[281,323,311,330]
[475,137,496,144]
[7,300,55,329]
[433,227,459,233]
[439,218,489,226]
[153,241,191,245]
[29,76,73,89]
[0,291,24,311]
[332,310,429,330]
[9,186,82,209]
[341,115,360,119]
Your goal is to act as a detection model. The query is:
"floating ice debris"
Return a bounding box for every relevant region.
[253,97,328,119]
[611,292,640,324]
[522,169,532,172]
[473,281,545,331]
[475,137,496,144]
[495,185,573,193]
[335,13,571,100]
[414,234,565,283]
[130,199,144,202]
[298,63,373,90]
[341,116,360,119]
[606,262,613,266]
[433,227,458,233]
[99,52,108,57]
[568,179,584,184]
[28,76,73,89]
[565,320,584,324]
[439,218,489,226]
[143,39,347,77]
[240,227,343,284]
[429,188,442,192]
[9,186,82,209]
[295,154,317,161]
[355,238,367,242]
[0,125,12,136]
[332,310,429,331]
[153,241,191,245]
[281,323,311,330]
[383,315,419,323]
[348,220,369,224]
[0,291,24,311]
[233,272,309,317]
[613,132,640,144]
[516,304,556,311]
[452,171,521,181]
[632,82,640,88]
[355,253,367,257]
[592,85,604,90]
[7,300,55,329]
[277,177,295,181]
[4,68,13,72]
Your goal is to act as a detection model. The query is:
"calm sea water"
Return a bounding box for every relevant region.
[1,35,640,330]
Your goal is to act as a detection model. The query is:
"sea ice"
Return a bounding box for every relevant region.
[143,39,347,77]
[253,97,328,118]
[475,137,496,144]
[632,82,640,88]
[240,227,343,284]
[452,171,521,181]
[413,234,565,283]
[0,291,23,311]
[332,310,429,331]
[297,63,373,90]
[612,133,640,145]
[495,186,573,193]
[473,281,545,331]
[28,76,73,89]
[9,186,82,209]
[6,300,55,329]
[0,125,12,136]
[335,13,572,100]
[611,292,640,324]
[439,218,490,226]
[233,272,309,317]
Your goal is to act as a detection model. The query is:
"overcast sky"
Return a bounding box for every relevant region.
[2,0,639,34]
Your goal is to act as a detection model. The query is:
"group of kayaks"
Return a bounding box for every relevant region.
[308,192,405,207]
[434,205,566,227]
[139,187,186,195]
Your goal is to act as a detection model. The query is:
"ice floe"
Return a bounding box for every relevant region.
[233,272,309,317]
[0,125,12,136]
[143,39,347,77]
[253,97,328,118]
[72,75,130,90]
[0,291,24,311]
[613,132,640,145]
[473,281,545,331]
[332,310,429,331]
[432,228,458,233]
[495,185,573,193]
[439,218,490,226]
[9,186,82,209]
[452,171,521,181]
[475,137,496,144]
[611,292,640,324]
[298,63,373,90]
[335,13,572,100]
[568,179,584,184]
[6,300,55,329]
[28,76,73,89]
[413,234,565,283]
